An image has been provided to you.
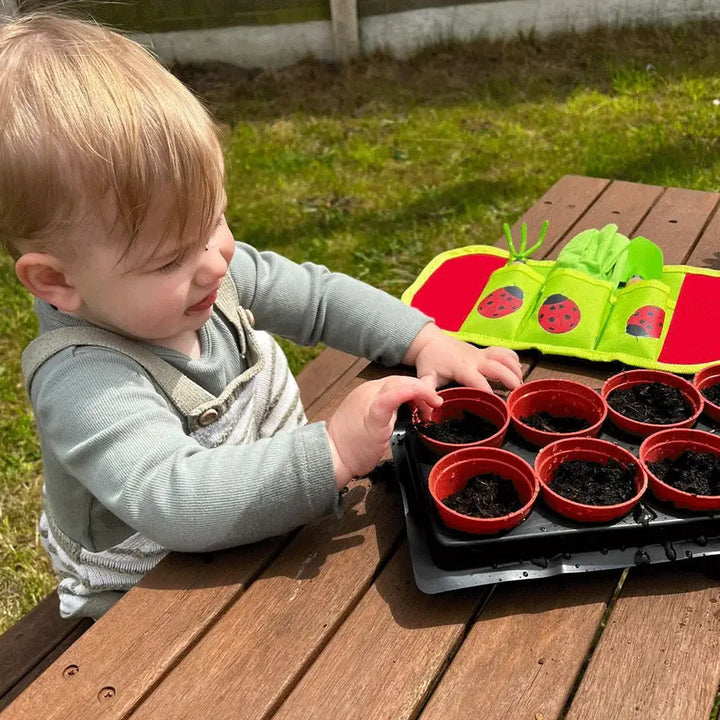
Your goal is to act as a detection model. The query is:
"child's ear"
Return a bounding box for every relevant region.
[15,253,82,313]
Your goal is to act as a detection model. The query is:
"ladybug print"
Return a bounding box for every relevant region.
[625,305,665,339]
[477,285,524,319]
[537,293,581,334]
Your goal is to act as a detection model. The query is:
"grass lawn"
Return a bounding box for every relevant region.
[2,19,720,634]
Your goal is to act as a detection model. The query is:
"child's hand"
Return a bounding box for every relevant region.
[326,376,442,489]
[404,323,522,392]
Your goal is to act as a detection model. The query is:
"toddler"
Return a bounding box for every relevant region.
[0,12,522,618]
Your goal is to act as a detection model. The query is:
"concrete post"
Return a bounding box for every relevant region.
[330,0,360,63]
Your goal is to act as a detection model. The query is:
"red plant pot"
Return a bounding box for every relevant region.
[507,379,607,448]
[414,387,510,456]
[693,363,720,424]
[639,428,720,511]
[534,438,647,523]
[601,369,703,438]
[428,446,539,534]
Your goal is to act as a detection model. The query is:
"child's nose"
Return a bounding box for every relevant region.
[196,243,229,285]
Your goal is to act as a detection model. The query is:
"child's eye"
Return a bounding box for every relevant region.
[156,256,185,273]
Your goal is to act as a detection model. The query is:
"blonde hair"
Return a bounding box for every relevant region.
[0,12,224,260]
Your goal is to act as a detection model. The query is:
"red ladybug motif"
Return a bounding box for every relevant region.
[625,305,665,339]
[477,285,524,319]
[537,293,581,333]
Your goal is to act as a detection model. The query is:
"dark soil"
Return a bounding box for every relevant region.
[701,383,720,406]
[442,473,523,518]
[648,450,720,496]
[606,382,691,424]
[367,460,397,488]
[418,412,498,444]
[549,459,638,506]
[520,411,591,433]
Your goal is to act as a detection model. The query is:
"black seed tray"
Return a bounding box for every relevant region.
[391,408,720,594]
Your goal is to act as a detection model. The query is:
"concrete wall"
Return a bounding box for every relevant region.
[361,0,720,59]
[129,0,720,67]
[12,0,720,68]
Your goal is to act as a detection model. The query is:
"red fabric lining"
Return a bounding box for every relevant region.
[659,274,720,365]
[410,254,506,331]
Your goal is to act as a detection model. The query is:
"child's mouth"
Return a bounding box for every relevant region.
[186,290,218,313]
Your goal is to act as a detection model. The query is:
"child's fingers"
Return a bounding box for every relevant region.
[450,368,493,392]
[485,345,519,359]
[484,346,523,373]
[482,347,523,385]
[369,377,441,428]
[478,359,522,389]
[484,345,521,367]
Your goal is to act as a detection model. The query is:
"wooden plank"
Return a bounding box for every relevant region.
[0,594,91,708]
[544,179,663,260]
[0,352,365,720]
[633,186,719,265]
[0,542,284,720]
[505,175,610,256]
[686,203,720,270]
[296,348,367,411]
[272,544,487,720]
[128,475,405,720]
[312,178,687,720]
[419,574,618,720]
[564,567,720,720]
[212,176,613,720]
[410,176,680,713]
[0,615,91,712]
[554,187,720,720]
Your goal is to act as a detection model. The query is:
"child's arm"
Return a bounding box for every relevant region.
[326,375,442,488]
[232,245,522,392]
[402,322,523,392]
[31,349,344,552]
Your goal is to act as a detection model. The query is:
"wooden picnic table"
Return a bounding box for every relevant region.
[3,175,720,720]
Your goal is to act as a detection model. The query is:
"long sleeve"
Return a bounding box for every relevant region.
[32,346,339,552]
[229,242,432,366]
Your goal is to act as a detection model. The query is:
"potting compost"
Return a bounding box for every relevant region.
[701,383,720,406]
[417,412,498,444]
[606,382,691,424]
[520,411,591,434]
[442,473,522,517]
[550,459,637,505]
[648,451,720,496]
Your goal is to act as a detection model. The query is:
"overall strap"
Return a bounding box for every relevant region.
[21,274,261,426]
[22,326,215,416]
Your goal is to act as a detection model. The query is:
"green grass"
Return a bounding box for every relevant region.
[3,19,720,633]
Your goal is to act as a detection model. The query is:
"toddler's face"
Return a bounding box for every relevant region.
[63,191,235,349]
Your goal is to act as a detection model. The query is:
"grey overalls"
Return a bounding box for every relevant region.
[22,274,305,618]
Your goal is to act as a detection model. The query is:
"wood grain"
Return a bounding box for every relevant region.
[9,176,719,720]
[419,574,618,720]
[129,477,405,720]
[565,568,720,720]
[554,186,720,720]
[1,542,283,720]
[272,544,487,720]
[259,176,617,720]
[0,595,91,710]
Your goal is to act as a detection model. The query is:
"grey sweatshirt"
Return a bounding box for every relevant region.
[27,242,431,554]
